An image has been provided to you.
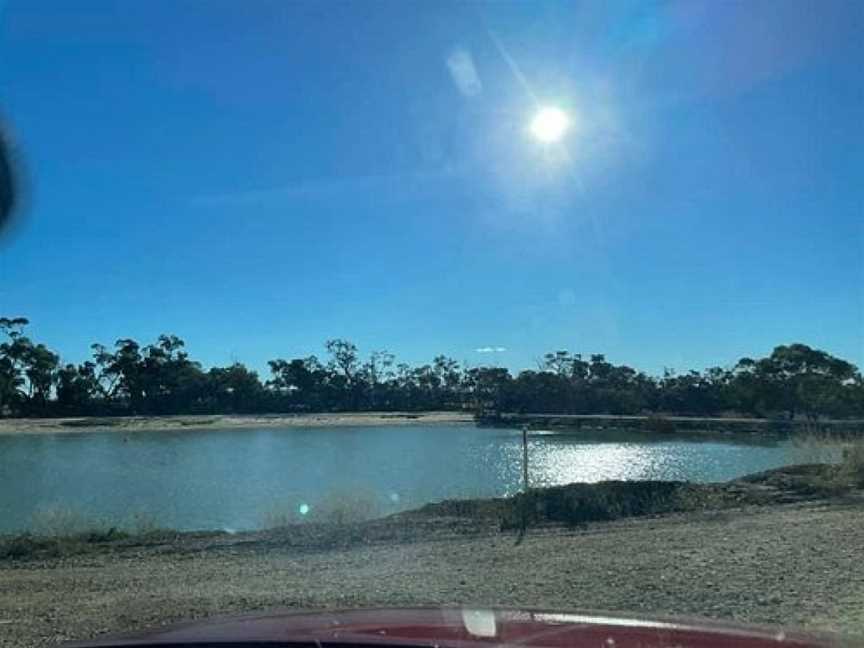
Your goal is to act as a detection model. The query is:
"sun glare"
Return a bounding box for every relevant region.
[530,106,570,143]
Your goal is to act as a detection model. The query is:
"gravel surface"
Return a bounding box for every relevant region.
[2,500,864,647]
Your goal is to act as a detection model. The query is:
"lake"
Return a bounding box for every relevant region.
[0,424,842,534]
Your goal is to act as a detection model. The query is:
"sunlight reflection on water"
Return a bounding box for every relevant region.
[531,442,657,485]
[512,432,844,488]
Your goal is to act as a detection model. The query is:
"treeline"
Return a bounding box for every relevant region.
[1,316,863,420]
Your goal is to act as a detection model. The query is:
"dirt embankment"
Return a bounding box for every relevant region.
[2,466,864,647]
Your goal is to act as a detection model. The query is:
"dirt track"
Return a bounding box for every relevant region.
[3,499,864,647]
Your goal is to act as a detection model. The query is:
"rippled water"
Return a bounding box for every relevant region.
[0,425,843,533]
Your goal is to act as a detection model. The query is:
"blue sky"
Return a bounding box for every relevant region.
[0,0,862,376]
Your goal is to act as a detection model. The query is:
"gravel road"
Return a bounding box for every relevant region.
[2,499,864,647]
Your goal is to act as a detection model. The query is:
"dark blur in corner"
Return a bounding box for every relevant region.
[0,125,17,239]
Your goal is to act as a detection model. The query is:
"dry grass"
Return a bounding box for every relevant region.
[28,505,98,537]
[838,442,864,487]
[315,489,383,524]
[260,488,386,528]
[0,507,173,560]
[27,505,165,537]
[787,433,864,495]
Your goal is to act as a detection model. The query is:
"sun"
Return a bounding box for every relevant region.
[530,106,570,143]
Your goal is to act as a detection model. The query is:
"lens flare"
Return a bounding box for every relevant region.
[530,106,570,143]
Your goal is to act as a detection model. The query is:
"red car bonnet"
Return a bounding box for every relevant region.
[63,607,846,648]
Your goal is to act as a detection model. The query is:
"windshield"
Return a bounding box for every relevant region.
[1,1,863,646]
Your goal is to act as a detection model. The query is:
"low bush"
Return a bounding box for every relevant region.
[500,480,695,529]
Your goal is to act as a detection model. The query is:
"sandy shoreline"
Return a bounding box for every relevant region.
[3,411,862,437]
[0,411,475,435]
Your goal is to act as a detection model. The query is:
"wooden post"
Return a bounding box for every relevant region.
[516,425,529,545]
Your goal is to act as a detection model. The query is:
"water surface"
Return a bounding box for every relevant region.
[0,424,841,533]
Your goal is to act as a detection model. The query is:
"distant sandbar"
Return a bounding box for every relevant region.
[0,411,474,435]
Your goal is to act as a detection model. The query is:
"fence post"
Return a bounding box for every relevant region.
[516,425,530,545]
